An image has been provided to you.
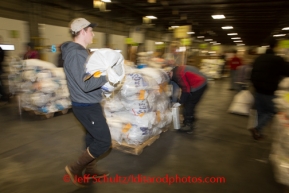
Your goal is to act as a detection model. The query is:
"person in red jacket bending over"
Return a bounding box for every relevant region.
[170,65,208,134]
[229,50,242,90]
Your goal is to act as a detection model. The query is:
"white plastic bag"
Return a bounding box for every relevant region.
[85,48,125,84]
[124,124,151,145]
[228,90,254,115]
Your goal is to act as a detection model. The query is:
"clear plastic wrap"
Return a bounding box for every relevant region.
[103,66,172,145]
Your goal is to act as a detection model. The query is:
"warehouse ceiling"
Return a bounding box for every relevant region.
[40,0,289,46]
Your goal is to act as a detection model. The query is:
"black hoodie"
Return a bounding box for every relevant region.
[251,49,289,95]
[61,41,107,104]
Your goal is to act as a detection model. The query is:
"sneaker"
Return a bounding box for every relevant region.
[178,124,194,133]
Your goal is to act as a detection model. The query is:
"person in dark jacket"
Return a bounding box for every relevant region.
[250,38,289,140]
[61,18,110,187]
[170,65,208,134]
[0,36,8,102]
[23,42,39,59]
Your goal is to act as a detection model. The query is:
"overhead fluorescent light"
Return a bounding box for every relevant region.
[212,15,225,19]
[155,42,164,45]
[227,33,238,36]
[197,36,204,38]
[273,34,286,37]
[282,27,289,30]
[146,16,157,19]
[204,39,213,41]
[213,43,221,45]
[209,51,216,54]
[234,40,242,42]
[101,0,111,2]
[0,44,15,50]
[187,32,195,34]
[171,26,179,28]
[210,41,216,44]
[222,26,233,29]
[231,37,241,39]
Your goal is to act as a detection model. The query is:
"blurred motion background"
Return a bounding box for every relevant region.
[1,1,289,193]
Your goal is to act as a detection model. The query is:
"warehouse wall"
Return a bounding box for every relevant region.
[0,17,29,56]
[0,0,166,61]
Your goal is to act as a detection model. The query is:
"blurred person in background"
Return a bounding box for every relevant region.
[61,18,110,187]
[0,36,8,102]
[229,50,242,90]
[163,42,184,67]
[57,44,64,67]
[220,51,227,77]
[250,38,289,140]
[23,42,39,59]
[169,65,208,134]
[163,43,183,103]
[235,48,257,91]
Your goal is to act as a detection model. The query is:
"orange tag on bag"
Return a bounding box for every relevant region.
[93,71,102,78]
[156,111,161,123]
[139,90,145,100]
[159,82,168,93]
[139,113,145,117]
[122,123,132,133]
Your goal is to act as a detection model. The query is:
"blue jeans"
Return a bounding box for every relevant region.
[254,92,276,133]
[171,81,180,103]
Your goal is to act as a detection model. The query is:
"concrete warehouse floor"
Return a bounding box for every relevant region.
[0,79,285,193]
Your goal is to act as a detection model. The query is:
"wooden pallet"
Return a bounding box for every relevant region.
[22,107,70,119]
[111,126,169,155]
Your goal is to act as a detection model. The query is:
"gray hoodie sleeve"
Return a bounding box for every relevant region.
[65,49,107,93]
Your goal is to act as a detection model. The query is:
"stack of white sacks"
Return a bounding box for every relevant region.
[19,59,71,113]
[270,77,289,186]
[103,66,172,145]
[200,59,223,79]
[85,49,172,145]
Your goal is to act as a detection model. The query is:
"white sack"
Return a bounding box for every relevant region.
[120,73,148,97]
[24,59,56,70]
[39,80,59,93]
[36,71,52,81]
[30,92,52,107]
[22,70,37,82]
[121,100,150,116]
[85,48,125,85]
[55,98,71,110]
[139,68,170,84]
[104,97,126,112]
[228,90,254,115]
[124,124,151,145]
[50,68,66,79]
